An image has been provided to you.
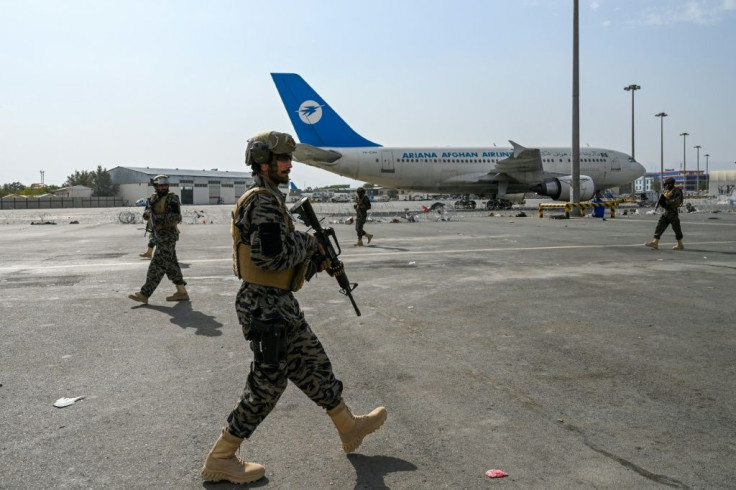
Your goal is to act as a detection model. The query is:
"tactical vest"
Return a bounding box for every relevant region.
[152,194,177,230]
[231,187,307,291]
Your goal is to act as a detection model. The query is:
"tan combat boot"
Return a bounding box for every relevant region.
[354,238,364,247]
[201,428,265,484]
[645,238,659,249]
[166,284,189,301]
[128,291,149,304]
[327,399,387,453]
[365,233,373,244]
[673,240,684,250]
[139,247,153,258]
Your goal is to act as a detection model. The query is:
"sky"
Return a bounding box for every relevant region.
[1,0,735,189]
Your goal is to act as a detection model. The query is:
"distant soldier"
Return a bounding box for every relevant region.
[200,130,387,485]
[128,175,189,303]
[353,187,373,246]
[645,177,684,250]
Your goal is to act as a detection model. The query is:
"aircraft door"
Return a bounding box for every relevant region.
[610,155,621,172]
[381,151,395,173]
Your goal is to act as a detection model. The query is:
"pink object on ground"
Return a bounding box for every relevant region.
[485,469,508,478]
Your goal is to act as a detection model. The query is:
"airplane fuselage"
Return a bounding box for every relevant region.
[303,146,643,196]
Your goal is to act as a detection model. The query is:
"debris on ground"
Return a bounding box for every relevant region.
[53,396,85,408]
[485,469,508,478]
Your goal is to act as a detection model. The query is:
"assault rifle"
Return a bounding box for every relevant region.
[290,197,361,316]
[654,193,666,213]
[144,198,158,239]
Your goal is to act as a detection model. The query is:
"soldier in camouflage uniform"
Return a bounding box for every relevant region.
[646,177,685,250]
[200,131,387,485]
[353,187,373,246]
[128,175,189,303]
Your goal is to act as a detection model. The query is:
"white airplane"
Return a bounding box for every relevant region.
[271,73,646,210]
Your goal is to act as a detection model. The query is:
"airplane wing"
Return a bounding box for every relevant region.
[496,140,543,173]
[478,140,545,184]
[293,143,343,166]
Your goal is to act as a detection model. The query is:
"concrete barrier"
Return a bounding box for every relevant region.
[538,201,618,218]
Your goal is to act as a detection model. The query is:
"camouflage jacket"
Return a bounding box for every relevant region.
[234,176,316,281]
[146,192,182,241]
[662,187,683,214]
[355,194,371,218]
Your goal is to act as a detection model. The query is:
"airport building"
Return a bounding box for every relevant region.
[634,169,707,193]
[709,170,736,197]
[109,167,253,206]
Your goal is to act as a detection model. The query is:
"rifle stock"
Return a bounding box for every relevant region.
[289,197,361,316]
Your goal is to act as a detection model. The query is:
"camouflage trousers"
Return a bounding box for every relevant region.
[227,282,343,439]
[140,238,185,297]
[355,212,367,238]
[654,211,683,240]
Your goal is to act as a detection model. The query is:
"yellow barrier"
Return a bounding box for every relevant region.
[538,201,618,218]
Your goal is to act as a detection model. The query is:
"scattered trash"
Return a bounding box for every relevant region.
[69,220,79,224]
[30,221,57,225]
[485,469,508,479]
[515,211,527,218]
[408,306,414,309]
[408,261,416,265]
[53,396,85,408]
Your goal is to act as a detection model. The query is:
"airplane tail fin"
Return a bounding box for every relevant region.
[271,73,380,148]
[290,181,298,191]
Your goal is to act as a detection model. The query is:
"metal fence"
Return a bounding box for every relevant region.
[0,197,124,209]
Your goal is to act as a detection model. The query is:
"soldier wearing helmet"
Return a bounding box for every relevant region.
[645,176,685,250]
[353,187,373,246]
[128,174,189,303]
[200,131,387,485]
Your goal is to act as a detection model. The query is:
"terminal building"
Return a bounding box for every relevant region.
[109,167,253,206]
[634,169,707,194]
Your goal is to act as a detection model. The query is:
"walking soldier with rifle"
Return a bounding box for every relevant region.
[646,177,685,250]
[200,131,387,485]
[128,175,189,303]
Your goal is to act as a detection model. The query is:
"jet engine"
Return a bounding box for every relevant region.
[531,175,595,201]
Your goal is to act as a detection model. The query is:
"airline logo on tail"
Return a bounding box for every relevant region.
[298,101,324,124]
[272,73,380,148]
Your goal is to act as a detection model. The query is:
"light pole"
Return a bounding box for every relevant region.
[680,132,689,189]
[655,113,667,188]
[694,145,701,193]
[624,84,641,160]
[705,153,710,194]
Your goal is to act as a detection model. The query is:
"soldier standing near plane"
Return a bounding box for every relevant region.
[128,175,189,303]
[646,177,685,250]
[200,131,387,485]
[353,187,373,246]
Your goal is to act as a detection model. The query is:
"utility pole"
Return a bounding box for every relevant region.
[694,145,701,193]
[571,0,580,203]
[680,132,689,189]
[655,113,667,188]
[704,153,710,194]
[624,84,641,160]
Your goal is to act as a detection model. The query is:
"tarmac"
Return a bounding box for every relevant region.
[1,202,735,489]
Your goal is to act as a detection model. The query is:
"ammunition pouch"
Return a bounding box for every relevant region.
[231,186,306,291]
[235,243,307,291]
[248,317,287,364]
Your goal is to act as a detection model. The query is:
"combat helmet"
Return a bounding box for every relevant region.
[245,131,296,172]
[152,174,170,185]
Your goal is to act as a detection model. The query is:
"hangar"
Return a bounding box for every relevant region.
[109,166,253,206]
